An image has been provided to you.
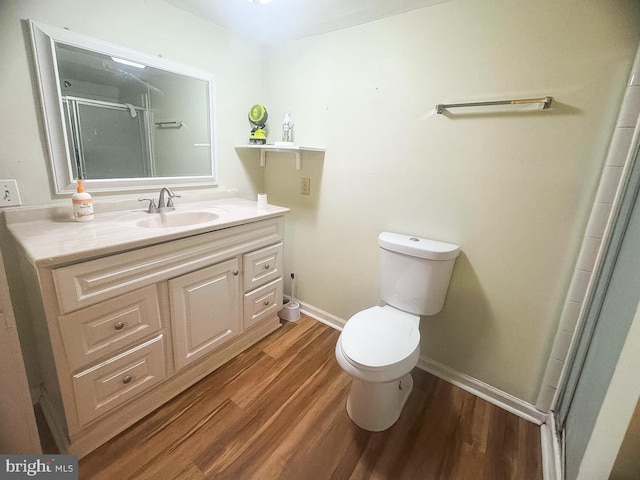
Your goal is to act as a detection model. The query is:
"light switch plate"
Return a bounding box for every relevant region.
[0,179,22,207]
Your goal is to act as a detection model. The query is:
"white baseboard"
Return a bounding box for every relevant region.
[298,300,346,331]
[299,301,549,426]
[417,356,548,425]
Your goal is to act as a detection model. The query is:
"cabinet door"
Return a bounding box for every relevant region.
[169,258,241,371]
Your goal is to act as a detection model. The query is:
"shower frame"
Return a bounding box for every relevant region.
[62,95,155,180]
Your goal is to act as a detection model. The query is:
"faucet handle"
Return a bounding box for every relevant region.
[167,193,181,207]
[138,198,157,213]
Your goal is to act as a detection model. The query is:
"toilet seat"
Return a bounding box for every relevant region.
[340,306,420,370]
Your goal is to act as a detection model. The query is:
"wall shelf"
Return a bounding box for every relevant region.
[235,144,325,170]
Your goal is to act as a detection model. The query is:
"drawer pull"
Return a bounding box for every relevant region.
[122,375,132,384]
[114,321,125,330]
[263,300,270,305]
[264,264,270,270]
[233,270,239,276]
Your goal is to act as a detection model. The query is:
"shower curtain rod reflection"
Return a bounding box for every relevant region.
[436,96,553,114]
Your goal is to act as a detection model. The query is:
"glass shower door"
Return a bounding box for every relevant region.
[64,98,152,180]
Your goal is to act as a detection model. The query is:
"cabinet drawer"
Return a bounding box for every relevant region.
[243,278,283,329]
[243,243,283,292]
[59,285,162,371]
[72,334,166,426]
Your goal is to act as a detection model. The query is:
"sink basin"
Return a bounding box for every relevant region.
[135,211,220,228]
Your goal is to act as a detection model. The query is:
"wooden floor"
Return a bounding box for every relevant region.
[79,316,542,479]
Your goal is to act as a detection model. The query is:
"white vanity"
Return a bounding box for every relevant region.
[6,194,289,457]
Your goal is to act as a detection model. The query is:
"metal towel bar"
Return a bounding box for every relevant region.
[155,121,184,128]
[436,96,553,114]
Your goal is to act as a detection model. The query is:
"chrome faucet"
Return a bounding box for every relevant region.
[158,187,180,211]
[139,187,181,213]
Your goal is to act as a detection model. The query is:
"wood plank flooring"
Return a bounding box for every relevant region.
[79,315,542,479]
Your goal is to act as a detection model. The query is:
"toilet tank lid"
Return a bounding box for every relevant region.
[378,232,460,260]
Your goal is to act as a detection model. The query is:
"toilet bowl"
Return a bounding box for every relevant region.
[335,232,459,431]
[335,305,420,431]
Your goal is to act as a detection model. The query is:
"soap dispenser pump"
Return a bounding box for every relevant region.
[72,179,94,222]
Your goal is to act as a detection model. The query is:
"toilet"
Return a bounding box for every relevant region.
[335,232,460,431]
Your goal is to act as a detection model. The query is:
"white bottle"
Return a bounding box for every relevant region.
[72,179,94,222]
[282,111,293,144]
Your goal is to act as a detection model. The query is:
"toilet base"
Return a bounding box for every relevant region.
[345,373,414,431]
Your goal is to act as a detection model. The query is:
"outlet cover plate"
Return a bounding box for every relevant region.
[301,177,311,195]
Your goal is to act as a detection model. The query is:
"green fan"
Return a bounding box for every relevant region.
[248,104,268,144]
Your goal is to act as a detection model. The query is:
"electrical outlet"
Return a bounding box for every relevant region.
[0,180,22,207]
[301,177,311,195]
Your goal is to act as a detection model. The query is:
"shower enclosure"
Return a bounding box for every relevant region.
[63,96,153,180]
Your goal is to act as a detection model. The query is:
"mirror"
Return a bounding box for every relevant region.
[29,20,217,194]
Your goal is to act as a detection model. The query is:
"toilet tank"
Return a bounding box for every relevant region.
[378,232,460,316]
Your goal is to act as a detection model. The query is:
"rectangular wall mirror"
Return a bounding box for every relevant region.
[29,20,217,194]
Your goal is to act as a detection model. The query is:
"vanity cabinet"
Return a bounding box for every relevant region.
[16,216,285,457]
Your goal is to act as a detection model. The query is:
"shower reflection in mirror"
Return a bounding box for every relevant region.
[62,94,152,180]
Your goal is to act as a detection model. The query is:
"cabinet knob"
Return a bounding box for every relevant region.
[122,375,132,384]
[114,321,125,330]
[233,270,239,276]
[264,300,270,305]
[264,264,270,270]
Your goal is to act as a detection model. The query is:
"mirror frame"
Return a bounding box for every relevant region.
[29,19,218,194]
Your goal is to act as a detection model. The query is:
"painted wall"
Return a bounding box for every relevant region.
[263,0,640,403]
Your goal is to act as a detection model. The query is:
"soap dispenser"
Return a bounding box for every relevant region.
[72,179,94,222]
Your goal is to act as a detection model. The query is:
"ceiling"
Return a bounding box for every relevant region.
[162,0,450,45]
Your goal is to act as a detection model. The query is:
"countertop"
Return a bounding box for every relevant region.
[6,195,289,268]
